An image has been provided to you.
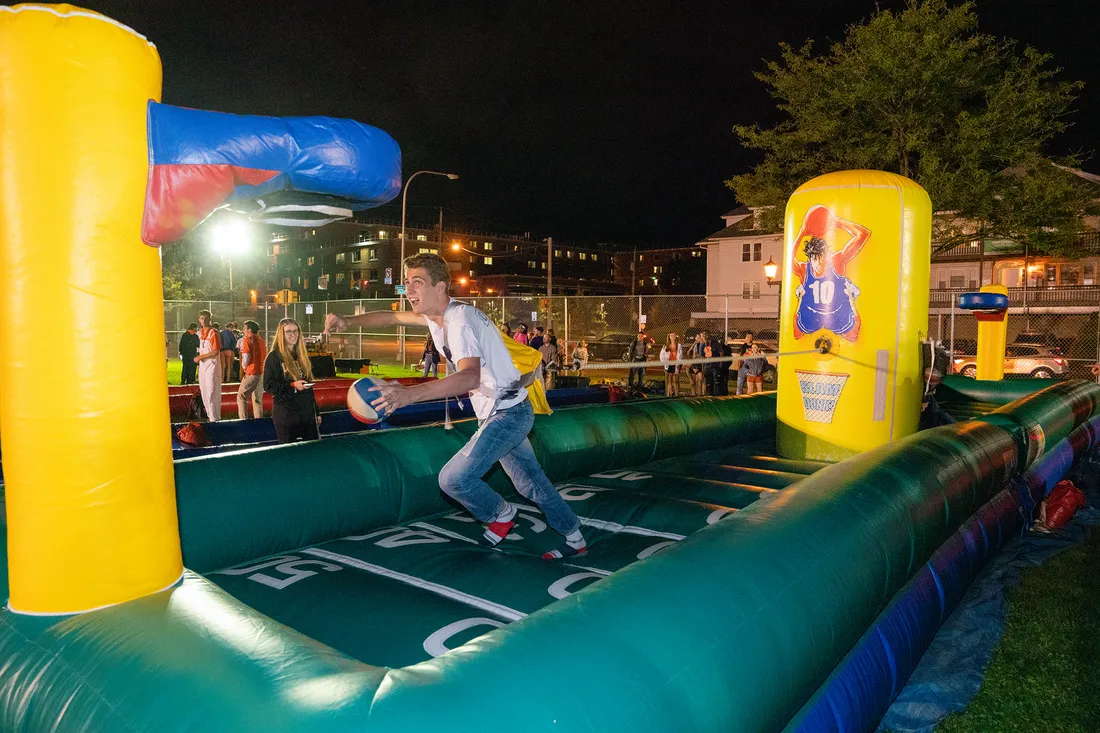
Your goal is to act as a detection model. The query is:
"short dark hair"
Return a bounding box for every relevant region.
[244,320,260,334]
[187,322,198,330]
[536,326,545,333]
[212,322,221,329]
[403,252,450,285]
[744,330,754,337]
[804,236,828,260]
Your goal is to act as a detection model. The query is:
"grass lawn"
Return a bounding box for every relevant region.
[936,523,1100,733]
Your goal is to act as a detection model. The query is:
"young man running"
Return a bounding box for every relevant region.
[324,253,586,559]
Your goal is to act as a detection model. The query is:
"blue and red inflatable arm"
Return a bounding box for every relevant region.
[142,102,401,245]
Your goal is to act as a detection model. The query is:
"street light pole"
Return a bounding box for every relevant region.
[228,252,234,320]
[399,169,458,365]
[546,236,553,298]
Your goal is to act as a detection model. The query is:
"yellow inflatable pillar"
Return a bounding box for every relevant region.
[776,170,932,462]
[0,5,182,613]
[974,285,1010,381]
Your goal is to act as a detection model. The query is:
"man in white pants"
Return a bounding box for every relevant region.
[195,309,222,421]
[325,253,587,559]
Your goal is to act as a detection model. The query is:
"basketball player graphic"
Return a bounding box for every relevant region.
[791,204,871,342]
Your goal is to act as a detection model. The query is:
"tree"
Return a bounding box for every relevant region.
[727,0,1097,255]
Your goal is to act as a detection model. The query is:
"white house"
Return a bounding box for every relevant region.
[695,207,783,318]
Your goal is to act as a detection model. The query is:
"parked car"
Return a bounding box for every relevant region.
[952,345,1066,379]
[1012,331,1067,354]
[585,333,638,362]
[948,338,977,358]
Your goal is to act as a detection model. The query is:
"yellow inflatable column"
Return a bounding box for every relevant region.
[776,170,932,462]
[0,5,182,613]
[975,285,1010,381]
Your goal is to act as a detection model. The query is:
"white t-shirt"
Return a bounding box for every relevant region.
[425,300,527,420]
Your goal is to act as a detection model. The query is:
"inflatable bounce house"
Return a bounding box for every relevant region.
[1,6,1097,732]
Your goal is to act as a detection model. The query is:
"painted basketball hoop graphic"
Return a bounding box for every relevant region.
[795,370,850,423]
[791,205,871,343]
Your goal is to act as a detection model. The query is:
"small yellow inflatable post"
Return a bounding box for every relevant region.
[975,285,1010,381]
[776,170,932,462]
[0,5,182,613]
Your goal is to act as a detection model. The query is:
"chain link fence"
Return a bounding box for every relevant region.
[930,289,1100,382]
[166,290,1100,382]
[165,295,781,366]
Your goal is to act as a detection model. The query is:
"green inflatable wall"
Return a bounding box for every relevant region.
[0,382,1096,732]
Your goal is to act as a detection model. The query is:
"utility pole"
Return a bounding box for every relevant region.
[546,236,553,298]
[630,245,637,297]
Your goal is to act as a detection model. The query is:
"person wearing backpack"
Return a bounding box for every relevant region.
[324,252,587,560]
[219,322,237,383]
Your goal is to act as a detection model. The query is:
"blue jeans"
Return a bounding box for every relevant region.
[438,400,581,536]
[736,366,748,395]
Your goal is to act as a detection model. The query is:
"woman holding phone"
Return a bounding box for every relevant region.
[264,318,320,443]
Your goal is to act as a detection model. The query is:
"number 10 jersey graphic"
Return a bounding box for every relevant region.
[791,204,871,343]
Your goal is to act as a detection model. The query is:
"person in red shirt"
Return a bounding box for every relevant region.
[236,320,267,419]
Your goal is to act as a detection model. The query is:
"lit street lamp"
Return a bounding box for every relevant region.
[210,218,252,319]
[399,170,458,364]
[764,256,781,317]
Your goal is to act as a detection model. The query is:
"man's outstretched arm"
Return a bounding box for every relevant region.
[324,310,423,333]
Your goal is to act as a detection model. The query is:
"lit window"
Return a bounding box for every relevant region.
[308,256,315,266]
[484,242,493,251]
[336,273,345,284]
[541,262,546,270]
[378,230,389,239]
[351,251,362,263]
[416,234,428,241]
[653,266,659,274]
[592,254,598,261]
[638,254,644,261]
[566,251,573,259]
[484,257,494,265]
[470,270,476,277]
[528,261,537,269]
[742,243,751,262]
[554,249,562,257]
[638,279,645,286]
[368,249,378,261]
[419,248,432,254]
[336,253,345,263]
[754,242,762,261]
[579,252,587,261]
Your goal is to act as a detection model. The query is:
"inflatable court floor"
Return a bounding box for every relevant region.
[204,438,821,667]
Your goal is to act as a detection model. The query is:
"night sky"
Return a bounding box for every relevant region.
[97,1,1098,248]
